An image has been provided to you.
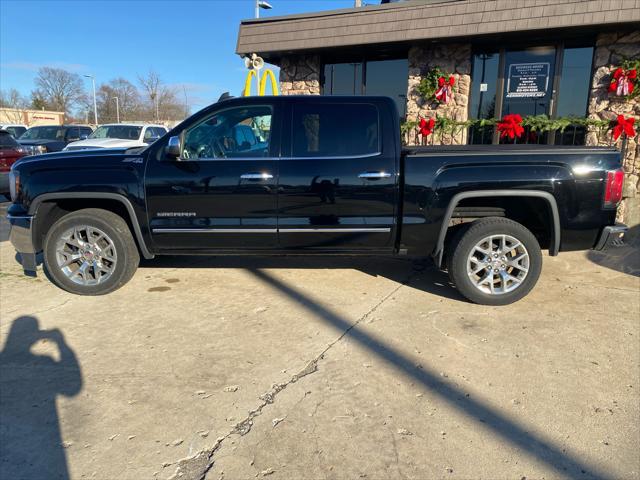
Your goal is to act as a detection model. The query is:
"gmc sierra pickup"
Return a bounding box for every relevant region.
[7,95,628,304]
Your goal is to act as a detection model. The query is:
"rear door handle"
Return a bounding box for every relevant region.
[240,172,274,180]
[358,171,392,179]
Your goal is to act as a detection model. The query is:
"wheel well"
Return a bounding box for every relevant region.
[445,196,553,252]
[32,199,140,253]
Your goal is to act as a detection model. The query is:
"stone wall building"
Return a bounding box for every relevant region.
[238,0,640,226]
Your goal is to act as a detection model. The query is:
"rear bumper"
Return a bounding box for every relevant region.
[8,213,38,272]
[593,223,628,251]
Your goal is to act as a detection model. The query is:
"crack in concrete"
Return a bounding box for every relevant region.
[164,271,414,480]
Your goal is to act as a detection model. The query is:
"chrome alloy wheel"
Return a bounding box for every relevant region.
[466,234,529,295]
[55,226,117,286]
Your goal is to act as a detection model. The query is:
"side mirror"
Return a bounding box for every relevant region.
[165,135,181,158]
[80,134,89,140]
[144,135,160,145]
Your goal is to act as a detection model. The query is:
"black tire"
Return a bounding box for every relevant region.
[448,217,542,305]
[43,208,140,295]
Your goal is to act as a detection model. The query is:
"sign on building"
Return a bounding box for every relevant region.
[506,63,550,98]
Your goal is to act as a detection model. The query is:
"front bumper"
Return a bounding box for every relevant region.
[8,212,38,273]
[593,223,628,251]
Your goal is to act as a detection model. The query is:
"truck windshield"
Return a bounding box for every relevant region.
[19,126,65,141]
[89,125,142,140]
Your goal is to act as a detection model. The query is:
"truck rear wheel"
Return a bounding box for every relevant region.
[447,217,542,305]
[43,208,140,295]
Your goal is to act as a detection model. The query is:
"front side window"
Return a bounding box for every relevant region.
[292,103,379,157]
[182,106,272,159]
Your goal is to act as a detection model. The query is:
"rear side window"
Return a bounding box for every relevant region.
[0,131,19,148]
[292,103,379,157]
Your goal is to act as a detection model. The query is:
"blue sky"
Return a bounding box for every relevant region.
[0,0,355,111]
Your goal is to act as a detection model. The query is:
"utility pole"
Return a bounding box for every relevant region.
[183,85,189,118]
[355,0,362,6]
[255,0,272,18]
[113,96,120,123]
[84,74,98,125]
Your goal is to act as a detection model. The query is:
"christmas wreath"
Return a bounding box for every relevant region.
[417,66,455,104]
[608,59,639,99]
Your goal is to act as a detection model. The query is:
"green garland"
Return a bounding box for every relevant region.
[400,114,612,140]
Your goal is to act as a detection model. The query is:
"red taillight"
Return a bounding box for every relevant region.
[604,169,624,208]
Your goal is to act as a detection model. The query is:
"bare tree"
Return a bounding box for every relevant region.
[138,70,161,121]
[32,67,85,114]
[0,88,29,109]
[97,78,142,123]
[0,88,30,123]
[137,70,184,122]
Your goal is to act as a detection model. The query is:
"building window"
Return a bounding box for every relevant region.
[469,52,500,145]
[468,43,594,145]
[323,63,362,95]
[554,46,594,145]
[322,58,408,119]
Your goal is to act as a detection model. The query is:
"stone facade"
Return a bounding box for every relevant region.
[278,55,321,95]
[405,44,472,145]
[587,31,640,227]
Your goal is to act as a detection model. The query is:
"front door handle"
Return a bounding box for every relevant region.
[358,171,392,179]
[240,172,274,181]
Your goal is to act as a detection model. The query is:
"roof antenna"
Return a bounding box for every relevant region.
[218,92,233,102]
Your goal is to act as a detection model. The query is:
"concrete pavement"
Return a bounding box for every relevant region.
[0,202,638,479]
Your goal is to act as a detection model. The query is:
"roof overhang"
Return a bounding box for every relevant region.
[236,0,640,62]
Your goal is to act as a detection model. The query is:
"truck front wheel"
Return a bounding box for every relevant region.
[448,217,542,305]
[43,208,140,295]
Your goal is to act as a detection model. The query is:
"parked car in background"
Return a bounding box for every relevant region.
[0,129,27,197]
[18,125,93,155]
[0,124,27,139]
[63,124,168,151]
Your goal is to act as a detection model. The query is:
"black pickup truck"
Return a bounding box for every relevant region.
[7,95,627,304]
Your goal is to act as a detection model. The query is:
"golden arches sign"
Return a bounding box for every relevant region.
[243,68,279,97]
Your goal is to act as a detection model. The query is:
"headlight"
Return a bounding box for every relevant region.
[9,170,19,202]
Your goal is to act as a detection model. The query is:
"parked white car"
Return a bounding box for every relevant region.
[63,124,168,151]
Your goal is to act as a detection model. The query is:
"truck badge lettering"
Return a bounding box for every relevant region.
[157,212,197,217]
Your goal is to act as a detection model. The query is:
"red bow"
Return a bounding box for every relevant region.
[497,114,524,139]
[435,76,455,103]
[419,117,435,136]
[609,67,636,96]
[612,115,636,140]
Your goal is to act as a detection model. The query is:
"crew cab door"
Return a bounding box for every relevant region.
[145,101,281,250]
[277,99,398,250]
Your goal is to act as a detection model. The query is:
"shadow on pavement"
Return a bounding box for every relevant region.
[245,268,608,479]
[587,224,640,277]
[0,316,82,479]
[140,255,467,303]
